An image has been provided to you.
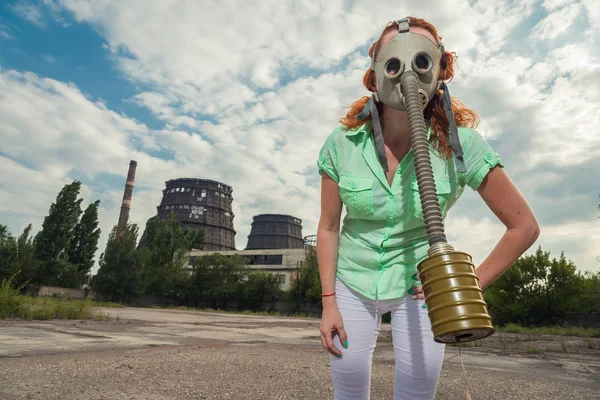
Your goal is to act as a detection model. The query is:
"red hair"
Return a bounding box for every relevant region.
[339,17,479,157]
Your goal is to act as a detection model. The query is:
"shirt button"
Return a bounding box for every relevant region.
[388,193,393,199]
[350,182,356,189]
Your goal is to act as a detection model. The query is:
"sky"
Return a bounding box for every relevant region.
[1,0,599,275]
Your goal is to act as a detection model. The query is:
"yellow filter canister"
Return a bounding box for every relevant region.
[418,251,495,344]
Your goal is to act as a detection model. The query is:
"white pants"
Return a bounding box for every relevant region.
[330,278,445,400]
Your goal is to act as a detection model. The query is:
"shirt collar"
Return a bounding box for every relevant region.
[345,120,372,138]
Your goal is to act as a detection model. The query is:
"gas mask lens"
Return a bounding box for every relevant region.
[384,57,403,78]
[413,52,433,74]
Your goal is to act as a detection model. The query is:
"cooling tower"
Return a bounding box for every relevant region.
[303,235,317,248]
[245,214,303,250]
[157,178,236,250]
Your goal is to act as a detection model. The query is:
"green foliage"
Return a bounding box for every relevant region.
[138,214,200,296]
[67,200,101,287]
[31,181,101,288]
[485,246,595,326]
[1,272,94,320]
[578,271,600,313]
[0,272,30,319]
[185,253,248,308]
[240,271,283,311]
[0,224,19,282]
[288,246,322,305]
[0,224,39,286]
[499,323,600,338]
[93,224,145,301]
[34,181,83,285]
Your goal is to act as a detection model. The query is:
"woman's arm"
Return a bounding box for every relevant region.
[317,172,343,301]
[317,172,348,357]
[475,166,540,289]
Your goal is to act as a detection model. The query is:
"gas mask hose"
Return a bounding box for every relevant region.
[400,71,447,247]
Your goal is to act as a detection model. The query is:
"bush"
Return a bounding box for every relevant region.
[0,273,29,319]
[0,272,94,320]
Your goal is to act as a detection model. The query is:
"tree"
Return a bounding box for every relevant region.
[138,213,203,297]
[579,271,600,313]
[0,224,9,243]
[14,224,39,285]
[185,253,248,308]
[240,271,283,311]
[485,246,586,326]
[67,200,101,287]
[34,181,83,286]
[0,224,39,286]
[287,246,322,306]
[542,251,584,323]
[93,224,145,302]
[0,224,18,282]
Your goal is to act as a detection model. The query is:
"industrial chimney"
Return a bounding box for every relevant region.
[118,160,137,227]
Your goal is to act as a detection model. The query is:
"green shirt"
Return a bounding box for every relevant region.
[317,121,503,300]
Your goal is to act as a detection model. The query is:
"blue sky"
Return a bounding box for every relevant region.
[1,8,156,124]
[1,0,599,275]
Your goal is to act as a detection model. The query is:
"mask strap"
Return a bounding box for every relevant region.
[356,97,389,172]
[396,18,410,33]
[440,82,466,173]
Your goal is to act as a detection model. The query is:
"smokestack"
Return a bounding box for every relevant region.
[118,160,137,227]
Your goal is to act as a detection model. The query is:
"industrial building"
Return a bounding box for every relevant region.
[113,165,316,292]
[118,160,137,228]
[188,247,306,291]
[246,214,304,250]
[157,178,236,250]
[147,174,313,290]
[187,213,312,291]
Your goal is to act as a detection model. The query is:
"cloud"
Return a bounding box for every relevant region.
[42,54,56,63]
[57,0,493,118]
[582,0,600,29]
[1,0,599,276]
[470,0,538,51]
[0,21,13,40]
[543,0,578,11]
[9,1,46,27]
[531,2,582,41]
[0,70,149,179]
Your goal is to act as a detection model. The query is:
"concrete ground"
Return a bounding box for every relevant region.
[0,307,599,399]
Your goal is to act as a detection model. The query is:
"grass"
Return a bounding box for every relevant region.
[498,323,600,338]
[559,340,568,353]
[0,275,103,321]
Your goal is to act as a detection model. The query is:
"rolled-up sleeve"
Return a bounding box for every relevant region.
[458,128,504,191]
[317,133,340,183]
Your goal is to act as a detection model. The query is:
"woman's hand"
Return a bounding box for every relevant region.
[411,286,425,300]
[410,273,425,299]
[320,300,348,358]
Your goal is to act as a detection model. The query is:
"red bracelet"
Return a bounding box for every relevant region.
[322,292,336,297]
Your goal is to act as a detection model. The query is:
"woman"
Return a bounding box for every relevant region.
[316,17,539,399]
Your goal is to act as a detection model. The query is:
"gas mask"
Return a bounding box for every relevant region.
[371,19,444,111]
[356,17,466,174]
